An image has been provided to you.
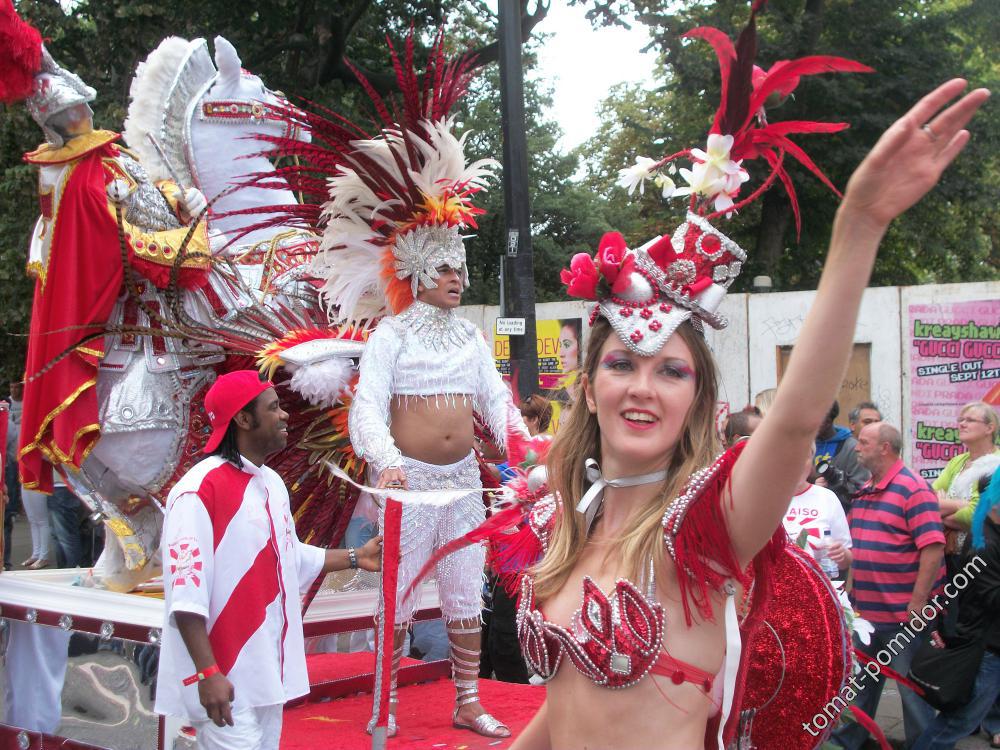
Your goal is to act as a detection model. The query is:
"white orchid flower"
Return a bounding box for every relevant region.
[713,192,735,213]
[723,167,750,193]
[684,134,750,212]
[678,161,726,198]
[853,615,874,646]
[690,133,736,171]
[654,173,677,199]
[617,156,659,196]
[832,579,874,648]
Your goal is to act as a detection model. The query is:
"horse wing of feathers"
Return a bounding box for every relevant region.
[123,36,212,183]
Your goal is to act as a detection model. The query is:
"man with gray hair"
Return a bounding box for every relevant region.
[831,421,945,749]
[848,401,883,438]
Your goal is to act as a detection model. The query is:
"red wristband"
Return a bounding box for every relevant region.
[182,664,220,686]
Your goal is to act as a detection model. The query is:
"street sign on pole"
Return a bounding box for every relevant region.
[496,317,526,336]
[507,229,519,258]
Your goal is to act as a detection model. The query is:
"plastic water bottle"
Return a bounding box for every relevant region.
[815,526,840,578]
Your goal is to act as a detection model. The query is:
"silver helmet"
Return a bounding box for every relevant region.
[25,47,96,147]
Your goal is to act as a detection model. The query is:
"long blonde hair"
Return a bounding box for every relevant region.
[532,317,720,601]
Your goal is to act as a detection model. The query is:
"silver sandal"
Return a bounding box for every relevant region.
[452,707,511,738]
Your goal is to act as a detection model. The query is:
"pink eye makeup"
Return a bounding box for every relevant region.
[662,361,696,380]
[599,351,632,370]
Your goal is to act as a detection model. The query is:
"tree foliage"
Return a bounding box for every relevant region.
[0,0,607,383]
[3,0,997,385]
[461,66,616,305]
[578,0,1000,292]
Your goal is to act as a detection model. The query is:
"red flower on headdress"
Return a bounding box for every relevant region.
[611,254,637,295]
[595,233,628,282]
[560,252,599,300]
[596,232,639,295]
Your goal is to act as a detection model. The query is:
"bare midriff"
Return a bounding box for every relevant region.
[390,394,474,466]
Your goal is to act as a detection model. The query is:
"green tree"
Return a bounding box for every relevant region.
[462,66,616,305]
[579,0,1000,292]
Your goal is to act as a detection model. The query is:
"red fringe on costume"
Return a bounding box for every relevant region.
[853,648,924,694]
[667,441,786,628]
[488,517,545,597]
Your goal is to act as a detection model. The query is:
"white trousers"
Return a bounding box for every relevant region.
[194,704,283,750]
[21,489,50,560]
[2,621,70,733]
[381,452,486,624]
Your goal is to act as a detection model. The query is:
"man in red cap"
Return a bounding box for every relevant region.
[155,370,382,749]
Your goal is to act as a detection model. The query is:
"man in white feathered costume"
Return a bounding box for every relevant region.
[265,36,528,738]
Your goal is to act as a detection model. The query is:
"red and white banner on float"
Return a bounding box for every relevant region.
[908,298,1000,481]
[371,496,402,747]
[323,463,500,749]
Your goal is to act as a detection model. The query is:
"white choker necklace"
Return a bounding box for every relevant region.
[576,458,669,531]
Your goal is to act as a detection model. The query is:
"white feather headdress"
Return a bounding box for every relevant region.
[243,32,496,325]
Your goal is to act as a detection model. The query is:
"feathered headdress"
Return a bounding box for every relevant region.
[230,31,496,324]
[561,0,872,355]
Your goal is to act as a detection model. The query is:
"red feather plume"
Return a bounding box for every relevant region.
[668,0,874,235]
[0,0,42,104]
[239,30,482,249]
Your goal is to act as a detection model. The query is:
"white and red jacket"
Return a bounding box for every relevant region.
[155,455,326,722]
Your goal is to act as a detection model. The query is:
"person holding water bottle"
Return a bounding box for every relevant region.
[783,447,852,577]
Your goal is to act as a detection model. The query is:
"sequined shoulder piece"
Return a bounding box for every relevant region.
[527,492,560,553]
[661,442,744,563]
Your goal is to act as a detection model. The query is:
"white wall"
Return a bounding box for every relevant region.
[461,280,1000,464]
[746,285,903,426]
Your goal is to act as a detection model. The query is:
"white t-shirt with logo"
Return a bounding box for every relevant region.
[782,483,852,559]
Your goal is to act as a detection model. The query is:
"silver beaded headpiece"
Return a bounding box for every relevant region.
[393,225,469,298]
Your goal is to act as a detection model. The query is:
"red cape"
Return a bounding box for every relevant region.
[18,140,125,492]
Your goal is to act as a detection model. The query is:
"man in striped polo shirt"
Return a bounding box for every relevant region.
[156,371,383,749]
[832,422,945,750]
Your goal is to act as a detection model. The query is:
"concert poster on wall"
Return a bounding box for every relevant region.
[494,318,582,432]
[908,298,1000,480]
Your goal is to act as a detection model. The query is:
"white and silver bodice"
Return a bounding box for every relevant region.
[349,301,527,475]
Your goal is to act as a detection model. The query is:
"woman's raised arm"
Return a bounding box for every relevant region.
[727,80,990,566]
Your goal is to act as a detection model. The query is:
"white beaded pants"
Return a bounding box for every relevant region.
[379,452,485,624]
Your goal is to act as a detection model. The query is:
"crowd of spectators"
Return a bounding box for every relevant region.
[729,394,1000,750]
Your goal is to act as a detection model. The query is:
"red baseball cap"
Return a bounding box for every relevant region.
[202,370,274,454]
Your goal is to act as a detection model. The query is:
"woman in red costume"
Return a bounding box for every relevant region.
[510,21,989,750]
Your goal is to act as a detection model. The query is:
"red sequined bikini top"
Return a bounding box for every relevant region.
[516,495,716,691]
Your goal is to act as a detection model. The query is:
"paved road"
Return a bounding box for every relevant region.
[874,682,992,749]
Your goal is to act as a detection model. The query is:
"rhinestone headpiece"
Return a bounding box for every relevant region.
[393,225,469,298]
